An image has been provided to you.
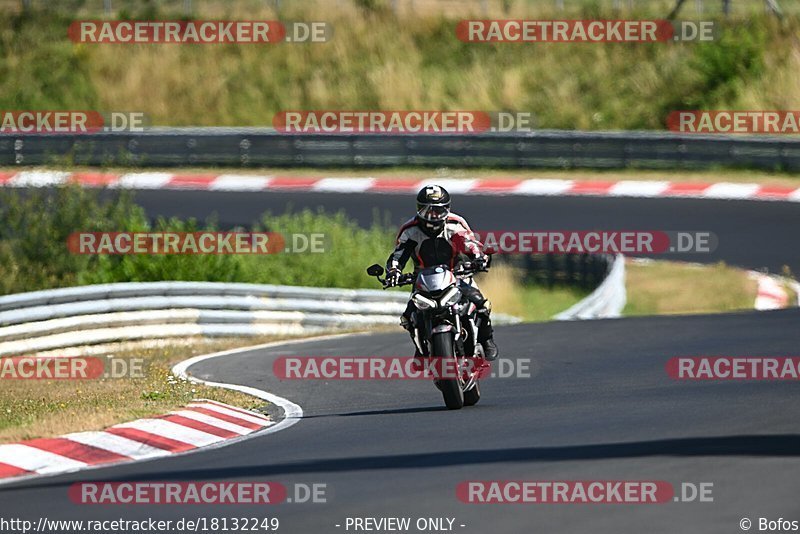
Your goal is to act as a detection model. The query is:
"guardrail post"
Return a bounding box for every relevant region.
[579,253,589,288]
[565,253,576,286]
[546,254,556,288]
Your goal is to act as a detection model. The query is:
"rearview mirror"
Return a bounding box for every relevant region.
[367,264,384,277]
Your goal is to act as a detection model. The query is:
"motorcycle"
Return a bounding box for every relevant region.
[366,260,491,410]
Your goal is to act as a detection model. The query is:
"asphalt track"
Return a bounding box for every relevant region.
[0,188,798,533]
[2,310,799,533]
[132,190,800,273]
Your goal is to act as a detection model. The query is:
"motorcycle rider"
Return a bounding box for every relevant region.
[385,184,498,361]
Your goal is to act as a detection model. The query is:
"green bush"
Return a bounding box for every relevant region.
[0,186,396,294]
[0,186,144,293]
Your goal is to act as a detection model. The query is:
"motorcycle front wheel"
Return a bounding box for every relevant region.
[432,332,464,410]
[463,381,481,406]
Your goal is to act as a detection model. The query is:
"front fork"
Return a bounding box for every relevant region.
[412,308,473,358]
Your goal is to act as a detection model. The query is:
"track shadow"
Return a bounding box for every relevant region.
[8,434,800,491]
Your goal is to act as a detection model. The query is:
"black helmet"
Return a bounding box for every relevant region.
[416,184,451,235]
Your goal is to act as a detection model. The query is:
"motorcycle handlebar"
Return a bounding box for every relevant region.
[455,261,487,275]
[383,273,415,288]
[382,262,488,288]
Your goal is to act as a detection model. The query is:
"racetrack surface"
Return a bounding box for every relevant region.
[131,190,800,273]
[1,187,797,533]
[2,309,799,533]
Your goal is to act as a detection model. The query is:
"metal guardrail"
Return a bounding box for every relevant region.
[518,253,612,290]
[0,282,407,355]
[0,281,411,315]
[0,281,520,356]
[0,252,621,356]
[553,254,626,320]
[499,253,626,319]
[3,129,799,171]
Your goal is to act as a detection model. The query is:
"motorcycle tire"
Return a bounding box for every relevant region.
[432,332,464,410]
[463,381,481,406]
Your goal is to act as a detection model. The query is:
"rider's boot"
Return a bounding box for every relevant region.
[401,315,426,369]
[477,304,499,362]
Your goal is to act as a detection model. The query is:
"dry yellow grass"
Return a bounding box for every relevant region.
[474,263,520,315]
[787,284,798,305]
[7,0,797,132]
[624,259,757,316]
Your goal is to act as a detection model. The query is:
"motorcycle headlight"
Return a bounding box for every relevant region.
[412,293,437,310]
[439,286,461,307]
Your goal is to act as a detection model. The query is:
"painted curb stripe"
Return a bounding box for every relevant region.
[165,174,218,188]
[0,400,273,483]
[0,462,33,478]
[0,444,88,474]
[169,410,254,435]
[2,171,800,202]
[188,401,272,425]
[161,414,241,439]
[21,438,132,464]
[103,427,195,453]
[183,406,265,431]
[113,418,225,447]
[64,431,171,460]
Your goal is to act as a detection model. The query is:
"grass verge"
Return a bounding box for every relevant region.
[624,259,757,316]
[475,263,589,322]
[0,335,303,443]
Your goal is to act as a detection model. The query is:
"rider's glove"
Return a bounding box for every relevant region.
[386,268,402,287]
[474,256,490,271]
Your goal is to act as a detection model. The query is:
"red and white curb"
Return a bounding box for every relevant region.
[749,272,798,311]
[0,399,272,483]
[2,171,800,201]
[0,334,355,486]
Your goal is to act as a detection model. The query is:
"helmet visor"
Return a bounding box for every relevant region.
[417,204,450,222]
